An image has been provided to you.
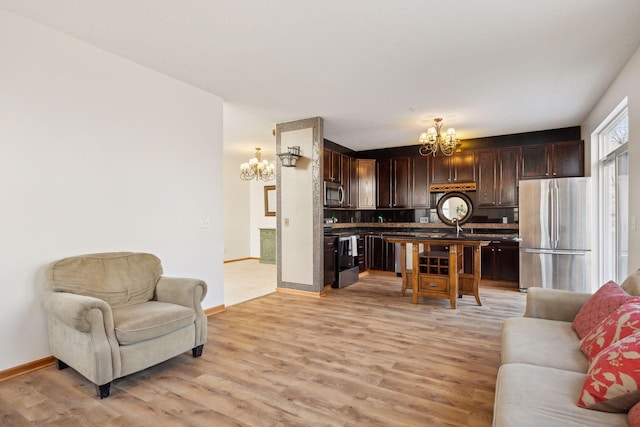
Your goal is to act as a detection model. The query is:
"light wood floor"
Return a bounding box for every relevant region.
[0,274,526,426]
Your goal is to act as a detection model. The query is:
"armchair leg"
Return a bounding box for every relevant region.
[192,344,204,358]
[97,382,111,399]
[56,359,69,370]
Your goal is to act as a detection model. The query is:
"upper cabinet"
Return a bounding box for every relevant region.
[323,149,342,182]
[477,147,520,208]
[323,136,583,211]
[376,157,410,208]
[357,159,376,209]
[431,152,476,184]
[551,140,584,178]
[343,155,359,209]
[521,140,584,180]
[411,156,430,208]
[498,147,520,206]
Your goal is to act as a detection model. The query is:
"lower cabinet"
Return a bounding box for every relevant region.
[481,241,519,283]
[259,228,276,264]
[358,236,366,272]
[323,236,337,287]
[366,235,395,271]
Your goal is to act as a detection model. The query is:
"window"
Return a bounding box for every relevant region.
[599,108,628,283]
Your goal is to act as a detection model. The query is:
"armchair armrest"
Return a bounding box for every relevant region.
[41,291,115,333]
[155,277,208,346]
[155,277,207,309]
[41,291,120,385]
[523,287,592,322]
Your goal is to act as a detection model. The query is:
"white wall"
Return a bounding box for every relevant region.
[582,45,640,279]
[222,149,252,260]
[0,10,224,370]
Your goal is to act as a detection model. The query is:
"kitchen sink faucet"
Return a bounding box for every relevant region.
[453,218,463,238]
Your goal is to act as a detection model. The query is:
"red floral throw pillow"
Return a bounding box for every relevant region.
[580,301,640,362]
[630,402,640,427]
[578,332,640,412]
[572,281,634,339]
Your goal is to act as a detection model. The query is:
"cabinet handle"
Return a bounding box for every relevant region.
[430,283,439,287]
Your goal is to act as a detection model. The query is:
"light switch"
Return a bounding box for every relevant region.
[284,218,290,226]
[632,216,637,231]
[200,217,211,228]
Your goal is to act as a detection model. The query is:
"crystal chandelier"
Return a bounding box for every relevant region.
[418,118,461,157]
[240,147,275,181]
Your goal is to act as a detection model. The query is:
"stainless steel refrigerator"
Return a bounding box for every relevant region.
[519,177,592,292]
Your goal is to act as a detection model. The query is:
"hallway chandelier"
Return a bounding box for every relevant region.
[418,118,461,157]
[240,147,275,181]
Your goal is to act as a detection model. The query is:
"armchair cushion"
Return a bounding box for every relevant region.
[45,252,162,308]
[112,301,196,345]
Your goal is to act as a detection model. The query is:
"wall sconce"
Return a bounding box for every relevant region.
[277,146,302,167]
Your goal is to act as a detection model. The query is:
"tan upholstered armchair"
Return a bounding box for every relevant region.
[41,252,207,398]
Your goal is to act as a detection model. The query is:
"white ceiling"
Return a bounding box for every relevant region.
[2,0,640,157]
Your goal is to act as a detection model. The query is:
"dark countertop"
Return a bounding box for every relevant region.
[324,222,520,242]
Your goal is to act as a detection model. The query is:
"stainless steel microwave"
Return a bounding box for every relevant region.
[324,181,344,207]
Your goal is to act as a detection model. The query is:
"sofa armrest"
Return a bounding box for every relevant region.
[41,291,115,333]
[523,287,592,322]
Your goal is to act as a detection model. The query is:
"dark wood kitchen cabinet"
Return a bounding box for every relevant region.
[323,236,337,286]
[481,241,519,284]
[476,150,496,207]
[521,140,584,179]
[376,157,410,208]
[520,144,549,179]
[411,156,430,208]
[323,149,342,182]
[477,147,520,207]
[340,155,359,208]
[357,159,376,209]
[358,236,366,272]
[431,152,476,184]
[367,235,395,271]
[551,140,584,177]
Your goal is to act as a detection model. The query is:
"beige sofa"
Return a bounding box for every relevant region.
[493,271,640,427]
[41,252,208,398]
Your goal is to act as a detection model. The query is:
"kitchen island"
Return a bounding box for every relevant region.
[385,236,491,309]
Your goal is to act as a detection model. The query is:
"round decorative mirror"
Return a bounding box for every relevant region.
[436,192,473,226]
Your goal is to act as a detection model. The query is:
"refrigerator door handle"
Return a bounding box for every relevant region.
[554,186,560,247]
[523,248,589,255]
[547,186,553,248]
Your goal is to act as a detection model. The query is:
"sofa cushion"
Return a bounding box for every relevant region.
[112,301,196,345]
[501,317,589,373]
[494,363,629,427]
[578,332,640,412]
[580,301,640,362]
[572,281,635,339]
[45,252,163,308]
